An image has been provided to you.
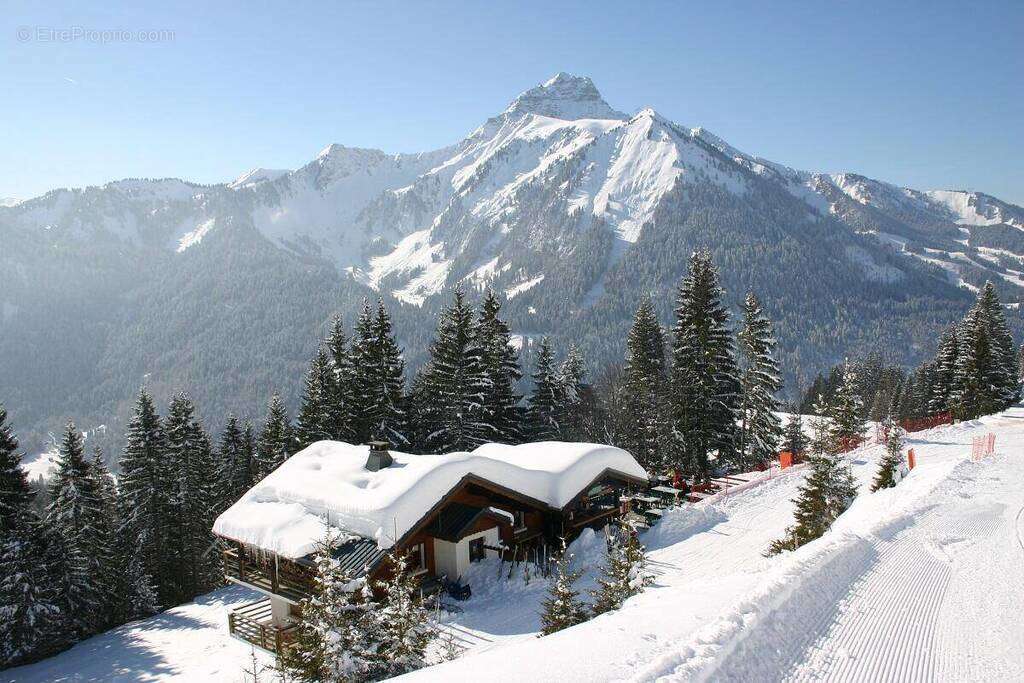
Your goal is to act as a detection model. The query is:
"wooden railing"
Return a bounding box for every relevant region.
[223,546,314,603]
[227,599,298,656]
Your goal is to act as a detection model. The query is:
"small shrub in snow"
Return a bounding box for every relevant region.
[871,417,905,492]
[767,406,857,556]
[372,550,434,679]
[539,539,588,636]
[591,520,653,616]
[280,536,378,683]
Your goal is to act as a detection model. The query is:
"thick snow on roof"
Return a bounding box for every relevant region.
[213,441,647,559]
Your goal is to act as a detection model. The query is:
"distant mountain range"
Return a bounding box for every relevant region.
[3,72,1021,458]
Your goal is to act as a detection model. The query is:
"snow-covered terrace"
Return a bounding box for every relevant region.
[213,441,648,559]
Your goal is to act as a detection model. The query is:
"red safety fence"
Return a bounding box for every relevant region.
[907,448,916,470]
[901,412,952,434]
[971,433,996,461]
[779,451,793,469]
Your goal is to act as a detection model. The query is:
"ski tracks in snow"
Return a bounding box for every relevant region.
[644,419,1024,683]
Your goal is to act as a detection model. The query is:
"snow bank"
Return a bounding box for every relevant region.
[643,505,728,551]
[213,441,647,558]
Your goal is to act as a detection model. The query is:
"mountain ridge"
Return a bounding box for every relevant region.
[2,72,1021,455]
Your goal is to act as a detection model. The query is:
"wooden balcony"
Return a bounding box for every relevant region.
[223,546,314,603]
[228,599,298,656]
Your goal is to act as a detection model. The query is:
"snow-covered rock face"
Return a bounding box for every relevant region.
[4,71,1022,307]
[500,72,627,122]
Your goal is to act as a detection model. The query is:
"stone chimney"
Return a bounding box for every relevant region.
[365,441,393,472]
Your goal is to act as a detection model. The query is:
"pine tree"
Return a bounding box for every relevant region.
[352,300,408,446]
[527,337,563,441]
[736,293,783,470]
[871,417,905,492]
[475,289,523,445]
[85,447,124,630]
[45,422,107,636]
[768,402,857,555]
[165,393,221,600]
[219,415,255,509]
[281,536,377,683]
[782,412,806,459]
[928,324,959,415]
[117,389,168,609]
[420,289,486,452]
[295,346,335,450]
[622,298,668,473]
[256,393,292,479]
[559,345,588,441]
[325,316,358,442]
[373,551,434,678]
[669,250,740,480]
[0,406,64,667]
[976,281,1021,408]
[829,360,866,450]
[539,540,588,635]
[950,307,999,420]
[591,520,652,615]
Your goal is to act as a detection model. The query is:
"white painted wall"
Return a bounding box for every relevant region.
[270,595,291,626]
[432,527,501,581]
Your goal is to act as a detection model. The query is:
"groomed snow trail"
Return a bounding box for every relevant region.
[650,408,1024,683]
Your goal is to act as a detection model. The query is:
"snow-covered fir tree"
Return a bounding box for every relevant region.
[782,412,807,459]
[928,324,959,415]
[539,540,588,636]
[420,289,486,452]
[591,520,653,616]
[352,300,408,446]
[950,306,1000,420]
[736,293,783,469]
[669,250,740,479]
[295,345,335,450]
[474,289,523,445]
[117,389,169,608]
[871,416,905,492]
[828,360,866,450]
[0,406,64,667]
[622,297,668,473]
[256,393,292,479]
[281,536,378,683]
[325,316,358,442]
[558,344,588,441]
[975,281,1021,408]
[45,422,109,636]
[527,337,563,441]
[768,399,857,555]
[372,550,434,678]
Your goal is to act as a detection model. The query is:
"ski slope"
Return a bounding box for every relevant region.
[8,408,1023,682]
[405,408,1024,682]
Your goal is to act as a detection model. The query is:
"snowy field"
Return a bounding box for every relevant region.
[8,408,1024,682]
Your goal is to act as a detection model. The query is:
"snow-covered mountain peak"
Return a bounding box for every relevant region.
[502,72,627,122]
[228,167,290,190]
[0,197,21,207]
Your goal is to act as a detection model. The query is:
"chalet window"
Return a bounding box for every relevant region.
[513,511,526,531]
[408,542,427,575]
[468,537,486,563]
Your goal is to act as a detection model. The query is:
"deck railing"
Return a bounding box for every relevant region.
[228,599,298,656]
[223,546,314,603]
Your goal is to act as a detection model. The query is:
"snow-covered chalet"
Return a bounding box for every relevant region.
[212,440,649,654]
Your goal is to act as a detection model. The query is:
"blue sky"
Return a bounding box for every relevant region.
[3,1,1022,204]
